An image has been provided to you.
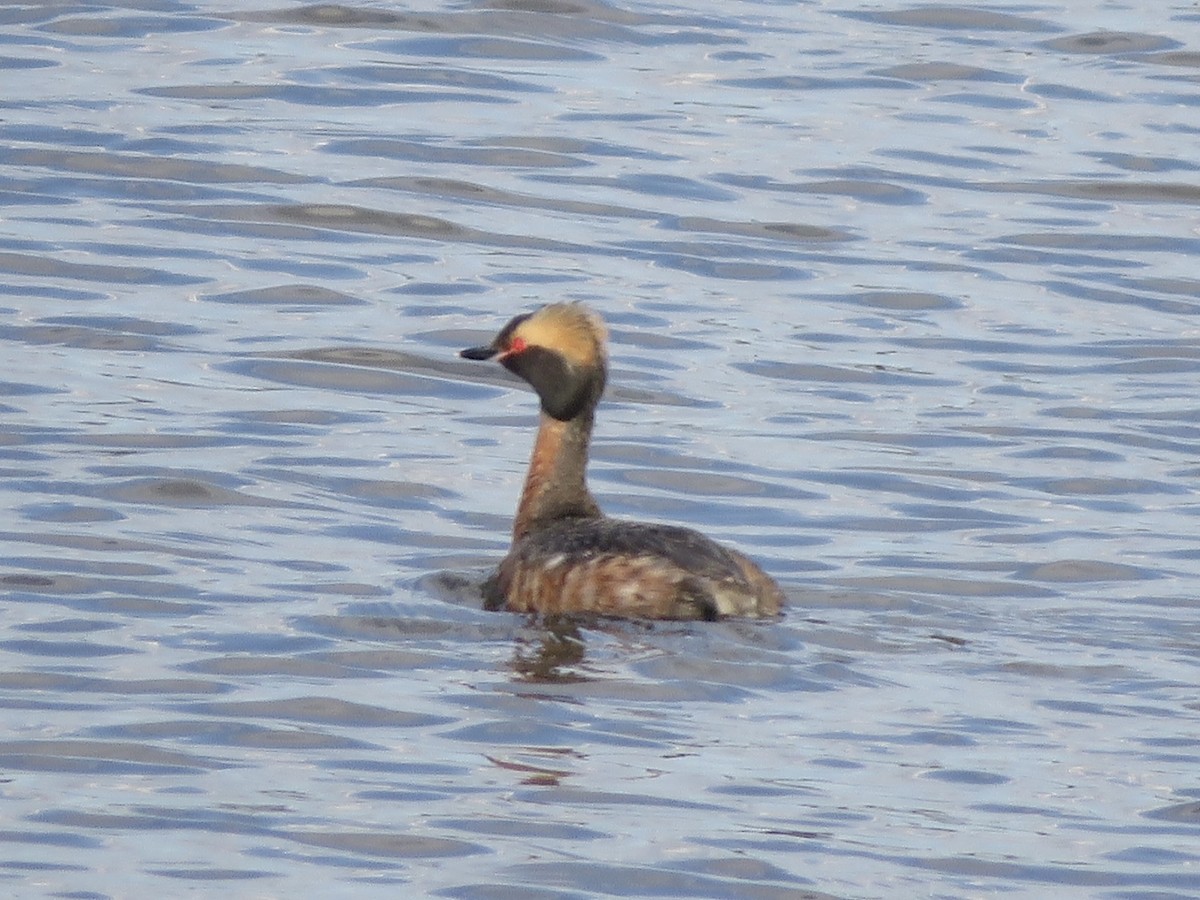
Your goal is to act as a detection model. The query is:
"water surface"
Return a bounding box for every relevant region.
[3,1,1200,897]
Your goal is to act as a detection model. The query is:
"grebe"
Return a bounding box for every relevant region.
[461,302,785,621]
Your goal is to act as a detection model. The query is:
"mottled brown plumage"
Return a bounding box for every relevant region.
[461,302,784,620]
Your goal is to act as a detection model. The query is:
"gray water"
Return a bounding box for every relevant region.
[3,1,1200,897]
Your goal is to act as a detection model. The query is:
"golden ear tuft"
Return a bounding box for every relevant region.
[514,302,607,368]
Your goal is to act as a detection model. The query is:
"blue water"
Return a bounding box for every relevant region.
[2,1,1200,897]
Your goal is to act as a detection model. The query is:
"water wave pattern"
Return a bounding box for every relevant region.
[2,1,1199,896]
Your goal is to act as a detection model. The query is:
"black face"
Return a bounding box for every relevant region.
[503,346,594,421]
[460,313,601,422]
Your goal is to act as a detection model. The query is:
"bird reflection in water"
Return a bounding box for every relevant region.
[511,615,589,682]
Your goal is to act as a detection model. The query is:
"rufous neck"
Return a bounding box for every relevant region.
[513,411,601,539]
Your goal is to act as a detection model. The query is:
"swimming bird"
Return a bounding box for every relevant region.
[461,302,784,620]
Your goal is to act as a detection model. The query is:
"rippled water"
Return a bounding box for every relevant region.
[4,1,1200,896]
